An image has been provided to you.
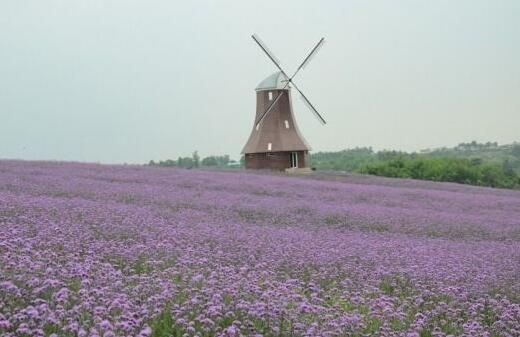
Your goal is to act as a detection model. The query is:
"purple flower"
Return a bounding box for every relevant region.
[0,160,518,337]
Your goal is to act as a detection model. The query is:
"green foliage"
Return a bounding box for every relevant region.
[178,156,194,169]
[390,319,407,331]
[149,153,241,169]
[43,323,60,335]
[147,142,520,187]
[363,317,381,334]
[378,274,416,298]
[150,307,184,337]
[420,329,434,337]
[147,155,196,169]
[68,279,82,292]
[149,159,177,167]
[311,147,377,171]
[201,155,230,167]
[512,144,520,158]
[133,255,153,274]
[311,141,520,189]
[361,157,519,189]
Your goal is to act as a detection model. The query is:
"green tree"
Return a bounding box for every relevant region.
[512,144,520,158]
[201,156,218,166]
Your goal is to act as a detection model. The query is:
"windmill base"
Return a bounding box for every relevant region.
[244,151,309,171]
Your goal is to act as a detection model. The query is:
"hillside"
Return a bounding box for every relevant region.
[1,161,519,336]
[311,141,520,189]
[312,141,520,171]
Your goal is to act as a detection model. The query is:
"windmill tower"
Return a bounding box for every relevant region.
[242,34,326,171]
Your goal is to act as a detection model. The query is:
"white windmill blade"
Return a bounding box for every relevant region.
[251,34,289,76]
[251,34,281,66]
[255,91,285,127]
[292,82,326,125]
[287,38,325,86]
[297,38,325,72]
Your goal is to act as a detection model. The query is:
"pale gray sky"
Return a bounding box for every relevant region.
[1,0,519,163]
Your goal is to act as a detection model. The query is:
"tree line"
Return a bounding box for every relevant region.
[148,142,520,189]
[311,142,520,189]
[360,157,519,189]
[148,152,242,169]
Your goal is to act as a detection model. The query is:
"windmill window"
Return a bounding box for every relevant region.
[268,92,273,101]
[284,120,289,128]
[267,142,272,151]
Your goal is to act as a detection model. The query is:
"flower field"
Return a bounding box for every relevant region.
[0,160,519,337]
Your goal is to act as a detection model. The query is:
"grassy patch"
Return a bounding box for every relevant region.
[364,317,381,334]
[150,308,184,337]
[133,255,153,274]
[68,279,82,292]
[43,323,60,335]
[390,319,408,331]
[237,209,268,222]
[118,194,139,204]
[361,223,389,233]
[324,214,345,226]
[378,274,415,298]
[420,329,433,337]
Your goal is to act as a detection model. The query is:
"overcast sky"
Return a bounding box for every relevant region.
[1,0,519,163]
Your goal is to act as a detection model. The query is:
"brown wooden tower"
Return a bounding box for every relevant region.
[242,34,327,171]
[242,72,311,170]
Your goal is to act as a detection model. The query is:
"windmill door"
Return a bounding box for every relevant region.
[290,152,299,168]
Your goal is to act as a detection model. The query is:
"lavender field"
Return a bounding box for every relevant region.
[0,161,519,337]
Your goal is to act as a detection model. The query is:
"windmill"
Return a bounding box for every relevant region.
[241,34,326,171]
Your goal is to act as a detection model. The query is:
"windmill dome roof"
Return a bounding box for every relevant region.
[255,71,290,91]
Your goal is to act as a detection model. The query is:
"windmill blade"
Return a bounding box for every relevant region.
[292,83,326,125]
[251,34,326,126]
[255,91,285,127]
[286,38,325,83]
[251,34,288,75]
[255,72,293,127]
[292,38,325,78]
